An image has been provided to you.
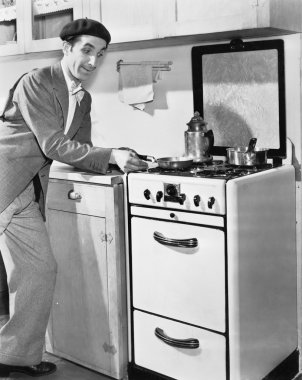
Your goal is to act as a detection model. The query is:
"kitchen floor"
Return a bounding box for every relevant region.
[4,353,301,380]
[3,353,111,380]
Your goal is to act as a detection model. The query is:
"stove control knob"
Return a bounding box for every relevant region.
[156,191,163,202]
[179,193,186,205]
[193,195,201,207]
[166,184,177,197]
[208,196,215,209]
[144,189,151,200]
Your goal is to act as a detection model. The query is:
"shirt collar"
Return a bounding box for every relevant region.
[60,61,82,93]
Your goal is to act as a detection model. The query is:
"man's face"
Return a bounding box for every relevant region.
[63,35,107,82]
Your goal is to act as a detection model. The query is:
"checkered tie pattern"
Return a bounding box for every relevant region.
[70,81,84,105]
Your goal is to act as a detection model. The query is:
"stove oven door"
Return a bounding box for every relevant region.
[131,216,225,332]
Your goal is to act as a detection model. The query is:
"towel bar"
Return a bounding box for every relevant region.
[116,59,173,72]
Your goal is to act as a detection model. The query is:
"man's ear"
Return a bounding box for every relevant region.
[62,41,71,55]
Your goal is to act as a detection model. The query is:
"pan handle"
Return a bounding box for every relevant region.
[246,138,257,154]
[137,154,156,162]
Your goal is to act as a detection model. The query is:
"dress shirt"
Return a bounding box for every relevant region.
[60,62,82,134]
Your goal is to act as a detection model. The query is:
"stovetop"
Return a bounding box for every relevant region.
[142,160,274,180]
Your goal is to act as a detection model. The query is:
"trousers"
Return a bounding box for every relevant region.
[0,181,57,366]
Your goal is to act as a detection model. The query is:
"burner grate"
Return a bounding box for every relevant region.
[142,161,273,179]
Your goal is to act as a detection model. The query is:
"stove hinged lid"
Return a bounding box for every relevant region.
[191,38,286,164]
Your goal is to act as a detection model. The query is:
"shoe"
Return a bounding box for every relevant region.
[0,361,56,377]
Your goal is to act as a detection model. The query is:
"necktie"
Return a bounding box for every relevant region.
[70,81,84,105]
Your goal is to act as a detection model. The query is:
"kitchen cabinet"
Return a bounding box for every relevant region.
[164,0,302,39]
[0,0,102,56]
[24,0,101,53]
[0,0,24,56]
[0,0,301,56]
[100,0,175,43]
[45,177,128,380]
[103,0,302,45]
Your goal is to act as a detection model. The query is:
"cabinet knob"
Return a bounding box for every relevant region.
[68,190,82,201]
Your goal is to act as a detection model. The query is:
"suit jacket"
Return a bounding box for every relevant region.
[0,62,112,219]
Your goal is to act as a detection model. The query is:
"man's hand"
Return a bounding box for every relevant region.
[110,148,148,172]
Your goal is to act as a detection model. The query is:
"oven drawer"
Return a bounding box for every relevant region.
[133,310,226,380]
[131,217,225,332]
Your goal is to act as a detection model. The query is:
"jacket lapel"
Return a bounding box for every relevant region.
[51,62,89,139]
[51,62,69,129]
[66,94,89,139]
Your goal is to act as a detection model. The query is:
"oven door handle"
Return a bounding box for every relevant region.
[154,327,199,349]
[153,231,198,248]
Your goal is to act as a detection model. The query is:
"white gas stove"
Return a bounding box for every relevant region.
[127,36,298,380]
[127,164,297,380]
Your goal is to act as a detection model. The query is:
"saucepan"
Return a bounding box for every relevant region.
[226,138,268,166]
[137,154,193,170]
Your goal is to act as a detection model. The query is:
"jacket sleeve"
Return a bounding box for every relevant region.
[14,70,111,174]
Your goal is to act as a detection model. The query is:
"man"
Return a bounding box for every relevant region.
[0,18,147,377]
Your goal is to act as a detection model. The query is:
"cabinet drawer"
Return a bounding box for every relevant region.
[47,180,106,217]
[131,217,225,332]
[134,311,226,380]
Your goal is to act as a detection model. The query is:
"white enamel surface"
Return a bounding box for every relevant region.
[130,205,224,227]
[128,173,226,214]
[133,310,226,380]
[227,165,297,380]
[131,217,225,332]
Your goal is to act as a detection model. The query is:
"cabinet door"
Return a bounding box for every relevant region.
[24,0,85,53]
[167,0,258,37]
[101,0,175,43]
[102,0,302,43]
[0,0,24,56]
[47,209,112,374]
[100,0,258,43]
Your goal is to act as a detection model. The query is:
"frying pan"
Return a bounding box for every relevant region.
[137,154,193,169]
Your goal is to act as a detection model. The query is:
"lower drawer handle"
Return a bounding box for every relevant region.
[68,190,82,201]
[154,327,199,349]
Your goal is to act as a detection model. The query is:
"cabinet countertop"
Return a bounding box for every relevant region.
[49,162,124,185]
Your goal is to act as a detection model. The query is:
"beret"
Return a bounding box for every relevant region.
[60,18,111,45]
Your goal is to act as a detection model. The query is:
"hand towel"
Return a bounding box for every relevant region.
[118,65,154,110]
